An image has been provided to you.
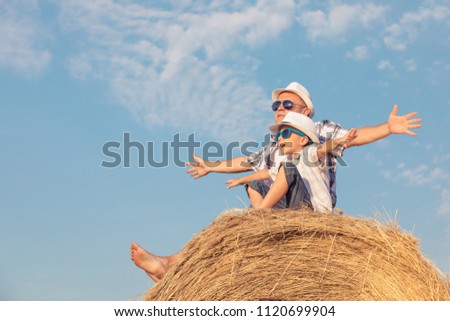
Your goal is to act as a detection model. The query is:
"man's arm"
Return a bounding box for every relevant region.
[346,105,422,148]
[225,169,271,189]
[186,154,252,179]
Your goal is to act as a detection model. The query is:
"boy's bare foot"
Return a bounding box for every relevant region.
[130,242,170,282]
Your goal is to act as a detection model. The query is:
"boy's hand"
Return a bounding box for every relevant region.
[341,128,358,149]
[225,178,243,189]
[186,154,210,179]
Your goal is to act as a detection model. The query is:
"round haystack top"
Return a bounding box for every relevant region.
[145,209,450,301]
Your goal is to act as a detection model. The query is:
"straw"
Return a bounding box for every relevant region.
[145,208,450,301]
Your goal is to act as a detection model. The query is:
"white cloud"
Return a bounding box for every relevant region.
[298,3,388,42]
[404,58,417,71]
[438,189,450,217]
[0,1,51,76]
[377,60,393,70]
[382,163,450,218]
[346,45,369,60]
[425,59,450,86]
[59,0,296,139]
[393,164,449,187]
[383,5,450,51]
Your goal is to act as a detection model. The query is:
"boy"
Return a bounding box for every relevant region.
[226,112,356,212]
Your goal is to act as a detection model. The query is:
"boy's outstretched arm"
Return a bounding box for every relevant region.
[346,105,422,148]
[225,169,271,189]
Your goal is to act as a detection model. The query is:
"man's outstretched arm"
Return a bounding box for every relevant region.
[186,154,252,179]
[346,105,422,148]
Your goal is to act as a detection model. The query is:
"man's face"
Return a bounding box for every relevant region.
[273,92,310,124]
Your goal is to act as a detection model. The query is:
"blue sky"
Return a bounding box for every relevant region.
[1,0,449,300]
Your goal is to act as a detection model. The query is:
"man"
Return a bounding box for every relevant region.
[130,82,422,281]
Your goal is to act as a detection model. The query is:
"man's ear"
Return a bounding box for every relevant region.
[302,108,311,117]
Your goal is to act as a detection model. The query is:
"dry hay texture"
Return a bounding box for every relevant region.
[145,209,450,301]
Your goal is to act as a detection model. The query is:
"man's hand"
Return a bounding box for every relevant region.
[185,154,211,179]
[388,105,422,136]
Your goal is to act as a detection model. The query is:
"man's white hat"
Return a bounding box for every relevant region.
[269,112,319,143]
[272,82,315,118]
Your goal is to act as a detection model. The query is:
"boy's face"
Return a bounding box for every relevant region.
[277,125,309,156]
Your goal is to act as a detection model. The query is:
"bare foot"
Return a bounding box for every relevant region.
[130,242,170,282]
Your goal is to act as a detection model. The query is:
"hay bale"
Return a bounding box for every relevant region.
[145,209,450,301]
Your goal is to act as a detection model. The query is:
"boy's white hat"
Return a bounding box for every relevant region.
[269,112,319,143]
[272,82,315,118]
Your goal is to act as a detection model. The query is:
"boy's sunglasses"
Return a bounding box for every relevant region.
[275,128,309,143]
[272,100,304,111]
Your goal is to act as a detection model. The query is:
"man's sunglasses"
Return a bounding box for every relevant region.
[275,128,310,143]
[272,100,304,111]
